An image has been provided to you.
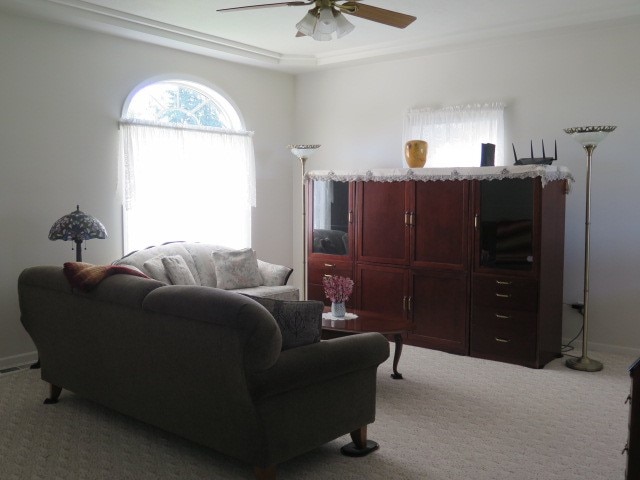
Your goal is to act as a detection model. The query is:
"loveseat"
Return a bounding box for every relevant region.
[18,265,390,480]
[112,241,299,301]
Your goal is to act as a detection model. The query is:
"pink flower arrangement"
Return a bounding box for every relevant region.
[322,275,354,303]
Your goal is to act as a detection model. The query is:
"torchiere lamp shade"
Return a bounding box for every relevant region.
[48,205,108,261]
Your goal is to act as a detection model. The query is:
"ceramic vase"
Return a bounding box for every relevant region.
[405,140,428,168]
[331,301,346,318]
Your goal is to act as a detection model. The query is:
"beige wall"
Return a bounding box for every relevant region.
[294,19,640,353]
[0,10,297,367]
[2,8,638,367]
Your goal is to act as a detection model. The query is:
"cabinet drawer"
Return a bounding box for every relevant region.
[471,306,537,363]
[308,260,353,285]
[473,275,538,312]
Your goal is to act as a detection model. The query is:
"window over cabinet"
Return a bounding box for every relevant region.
[402,103,505,168]
[120,79,255,253]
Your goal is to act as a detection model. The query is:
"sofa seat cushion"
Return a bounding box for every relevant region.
[234,285,299,301]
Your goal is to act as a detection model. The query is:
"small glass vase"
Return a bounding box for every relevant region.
[331,301,346,318]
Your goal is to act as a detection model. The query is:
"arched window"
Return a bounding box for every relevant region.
[120,80,255,252]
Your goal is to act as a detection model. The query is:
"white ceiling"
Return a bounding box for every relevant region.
[3,0,640,72]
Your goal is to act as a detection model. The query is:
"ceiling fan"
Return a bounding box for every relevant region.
[217,0,417,41]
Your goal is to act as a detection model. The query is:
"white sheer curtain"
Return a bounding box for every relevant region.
[402,103,505,167]
[312,180,333,230]
[120,120,255,252]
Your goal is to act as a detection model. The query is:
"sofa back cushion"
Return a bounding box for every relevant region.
[182,243,232,287]
[114,242,201,284]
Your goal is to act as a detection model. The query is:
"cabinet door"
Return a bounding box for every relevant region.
[307,180,355,304]
[473,179,537,275]
[412,180,469,270]
[408,269,469,354]
[309,180,354,261]
[356,263,409,320]
[357,181,410,265]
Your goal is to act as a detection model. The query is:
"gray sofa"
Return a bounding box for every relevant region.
[18,265,390,480]
[112,241,299,301]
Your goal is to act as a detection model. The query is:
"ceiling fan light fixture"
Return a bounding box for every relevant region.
[334,11,354,38]
[311,30,332,41]
[316,6,337,34]
[296,10,318,36]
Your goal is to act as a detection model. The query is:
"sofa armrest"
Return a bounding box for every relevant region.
[248,332,390,401]
[257,260,293,286]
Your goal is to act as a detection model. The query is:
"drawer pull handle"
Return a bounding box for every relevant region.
[324,263,336,268]
[496,280,512,285]
[495,314,511,319]
[323,274,333,278]
[495,337,511,343]
[495,293,511,298]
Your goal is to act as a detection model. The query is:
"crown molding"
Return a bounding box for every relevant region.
[3,0,640,74]
[0,0,320,71]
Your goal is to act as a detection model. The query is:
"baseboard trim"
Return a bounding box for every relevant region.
[0,351,38,371]
[562,339,640,357]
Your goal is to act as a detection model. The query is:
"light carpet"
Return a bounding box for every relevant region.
[0,346,635,480]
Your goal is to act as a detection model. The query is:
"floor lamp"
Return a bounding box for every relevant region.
[288,144,321,300]
[563,125,616,372]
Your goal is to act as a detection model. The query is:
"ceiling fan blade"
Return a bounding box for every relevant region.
[340,2,416,29]
[217,1,313,13]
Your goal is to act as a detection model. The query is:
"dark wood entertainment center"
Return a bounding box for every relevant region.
[306,166,572,368]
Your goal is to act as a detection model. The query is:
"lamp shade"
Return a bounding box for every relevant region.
[288,144,321,159]
[296,10,318,36]
[564,125,617,147]
[49,205,108,242]
[335,11,355,38]
[316,7,337,34]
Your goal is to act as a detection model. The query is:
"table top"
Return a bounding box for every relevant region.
[322,308,413,335]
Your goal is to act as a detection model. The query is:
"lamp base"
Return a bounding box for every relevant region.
[566,356,603,372]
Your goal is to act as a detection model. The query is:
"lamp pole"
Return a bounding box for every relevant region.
[288,145,321,300]
[563,125,616,372]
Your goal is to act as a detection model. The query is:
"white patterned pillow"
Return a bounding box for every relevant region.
[212,248,262,290]
[161,255,197,285]
[142,256,171,284]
